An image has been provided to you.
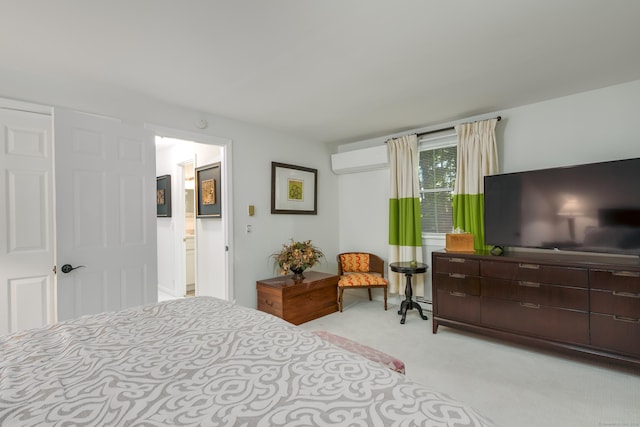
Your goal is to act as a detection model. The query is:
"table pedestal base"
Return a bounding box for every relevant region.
[398,297,428,324]
[397,272,428,324]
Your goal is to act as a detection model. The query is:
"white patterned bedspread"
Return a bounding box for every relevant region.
[1,297,493,426]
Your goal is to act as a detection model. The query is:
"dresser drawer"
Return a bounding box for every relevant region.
[481,297,589,344]
[481,278,588,311]
[590,289,640,317]
[434,256,479,276]
[435,289,481,324]
[590,269,640,293]
[434,272,480,296]
[591,313,640,357]
[481,261,588,287]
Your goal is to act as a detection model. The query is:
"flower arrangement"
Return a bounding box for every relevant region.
[271,239,325,275]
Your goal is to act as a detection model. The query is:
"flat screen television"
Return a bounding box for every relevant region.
[484,157,640,256]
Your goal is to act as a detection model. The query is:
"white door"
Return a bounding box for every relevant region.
[0,108,55,335]
[54,108,157,321]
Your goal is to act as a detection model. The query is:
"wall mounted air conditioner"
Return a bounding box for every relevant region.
[331,145,388,174]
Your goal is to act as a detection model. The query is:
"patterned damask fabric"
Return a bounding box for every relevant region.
[312,330,406,374]
[338,272,388,287]
[340,253,371,272]
[0,297,494,426]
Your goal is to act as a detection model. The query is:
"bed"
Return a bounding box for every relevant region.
[1,297,493,426]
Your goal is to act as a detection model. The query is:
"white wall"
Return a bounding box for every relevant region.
[232,131,340,307]
[499,80,640,172]
[338,169,389,255]
[336,79,640,297]
[191,145,225,300]
[0,69,340,309]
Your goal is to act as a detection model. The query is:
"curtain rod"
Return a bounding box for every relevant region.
[416,115,501,138]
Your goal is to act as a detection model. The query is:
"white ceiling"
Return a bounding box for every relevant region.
[3,1,640,144]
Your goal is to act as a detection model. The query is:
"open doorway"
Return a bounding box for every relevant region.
[155,133,232,302]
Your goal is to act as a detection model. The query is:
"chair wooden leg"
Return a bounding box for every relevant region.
[384,287,388,311]
[367,288,372,301]
[339,288,343,312]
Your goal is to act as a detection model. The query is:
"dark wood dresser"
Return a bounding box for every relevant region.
[256,271,339,325]
[432,250,640,367]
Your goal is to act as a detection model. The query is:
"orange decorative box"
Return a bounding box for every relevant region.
[445,233,475,253]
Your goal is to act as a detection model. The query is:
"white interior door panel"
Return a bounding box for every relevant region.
[54,109,157,321]
[0,108,55,335]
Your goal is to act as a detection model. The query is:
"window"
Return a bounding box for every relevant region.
[418,132,457,233]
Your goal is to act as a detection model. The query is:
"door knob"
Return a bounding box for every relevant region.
[61,264,86,274]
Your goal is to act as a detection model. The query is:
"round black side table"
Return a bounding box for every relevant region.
[390,262,429,324]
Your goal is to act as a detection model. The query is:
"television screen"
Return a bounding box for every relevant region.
[484,157,640,255]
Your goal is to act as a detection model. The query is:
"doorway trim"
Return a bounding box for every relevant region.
[147,124,234,302]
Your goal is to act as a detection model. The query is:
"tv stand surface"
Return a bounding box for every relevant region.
[432,250,640,367]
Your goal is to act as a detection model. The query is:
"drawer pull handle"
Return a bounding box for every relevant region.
[519,302,540,309]
[449,258,466,263]
[449,273,466,279]
[265,300,274,307]
[449,291,466,297]
[612,291,640,299]
[613,315,640,324]
[518,263,540,270]
[518,281,540,288]
[612,271,640,278]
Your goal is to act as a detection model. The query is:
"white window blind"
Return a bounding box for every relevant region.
[418,131,457,234]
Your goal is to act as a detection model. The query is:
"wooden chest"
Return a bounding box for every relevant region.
[256,271,339,325]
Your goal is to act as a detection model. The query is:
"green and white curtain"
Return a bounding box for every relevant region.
[452,118,499,251]
[388,134,424,296]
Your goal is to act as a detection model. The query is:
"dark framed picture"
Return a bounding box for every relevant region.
[195,162,221,218]
[271,162,317,215]
[156,175,172,217]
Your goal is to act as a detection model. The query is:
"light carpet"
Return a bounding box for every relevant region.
[297,292,640,427]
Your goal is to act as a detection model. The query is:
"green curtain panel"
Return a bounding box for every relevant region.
[388,197,422,247]
[452,193,485,249]
[387,134,424,296]
[453,118,499,251]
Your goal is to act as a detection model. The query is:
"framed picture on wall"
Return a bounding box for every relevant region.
[156,175,172,217]
[195,162,221,218]
[271,162,317,214]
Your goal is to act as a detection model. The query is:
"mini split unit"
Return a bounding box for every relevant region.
[330,145,388,174]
